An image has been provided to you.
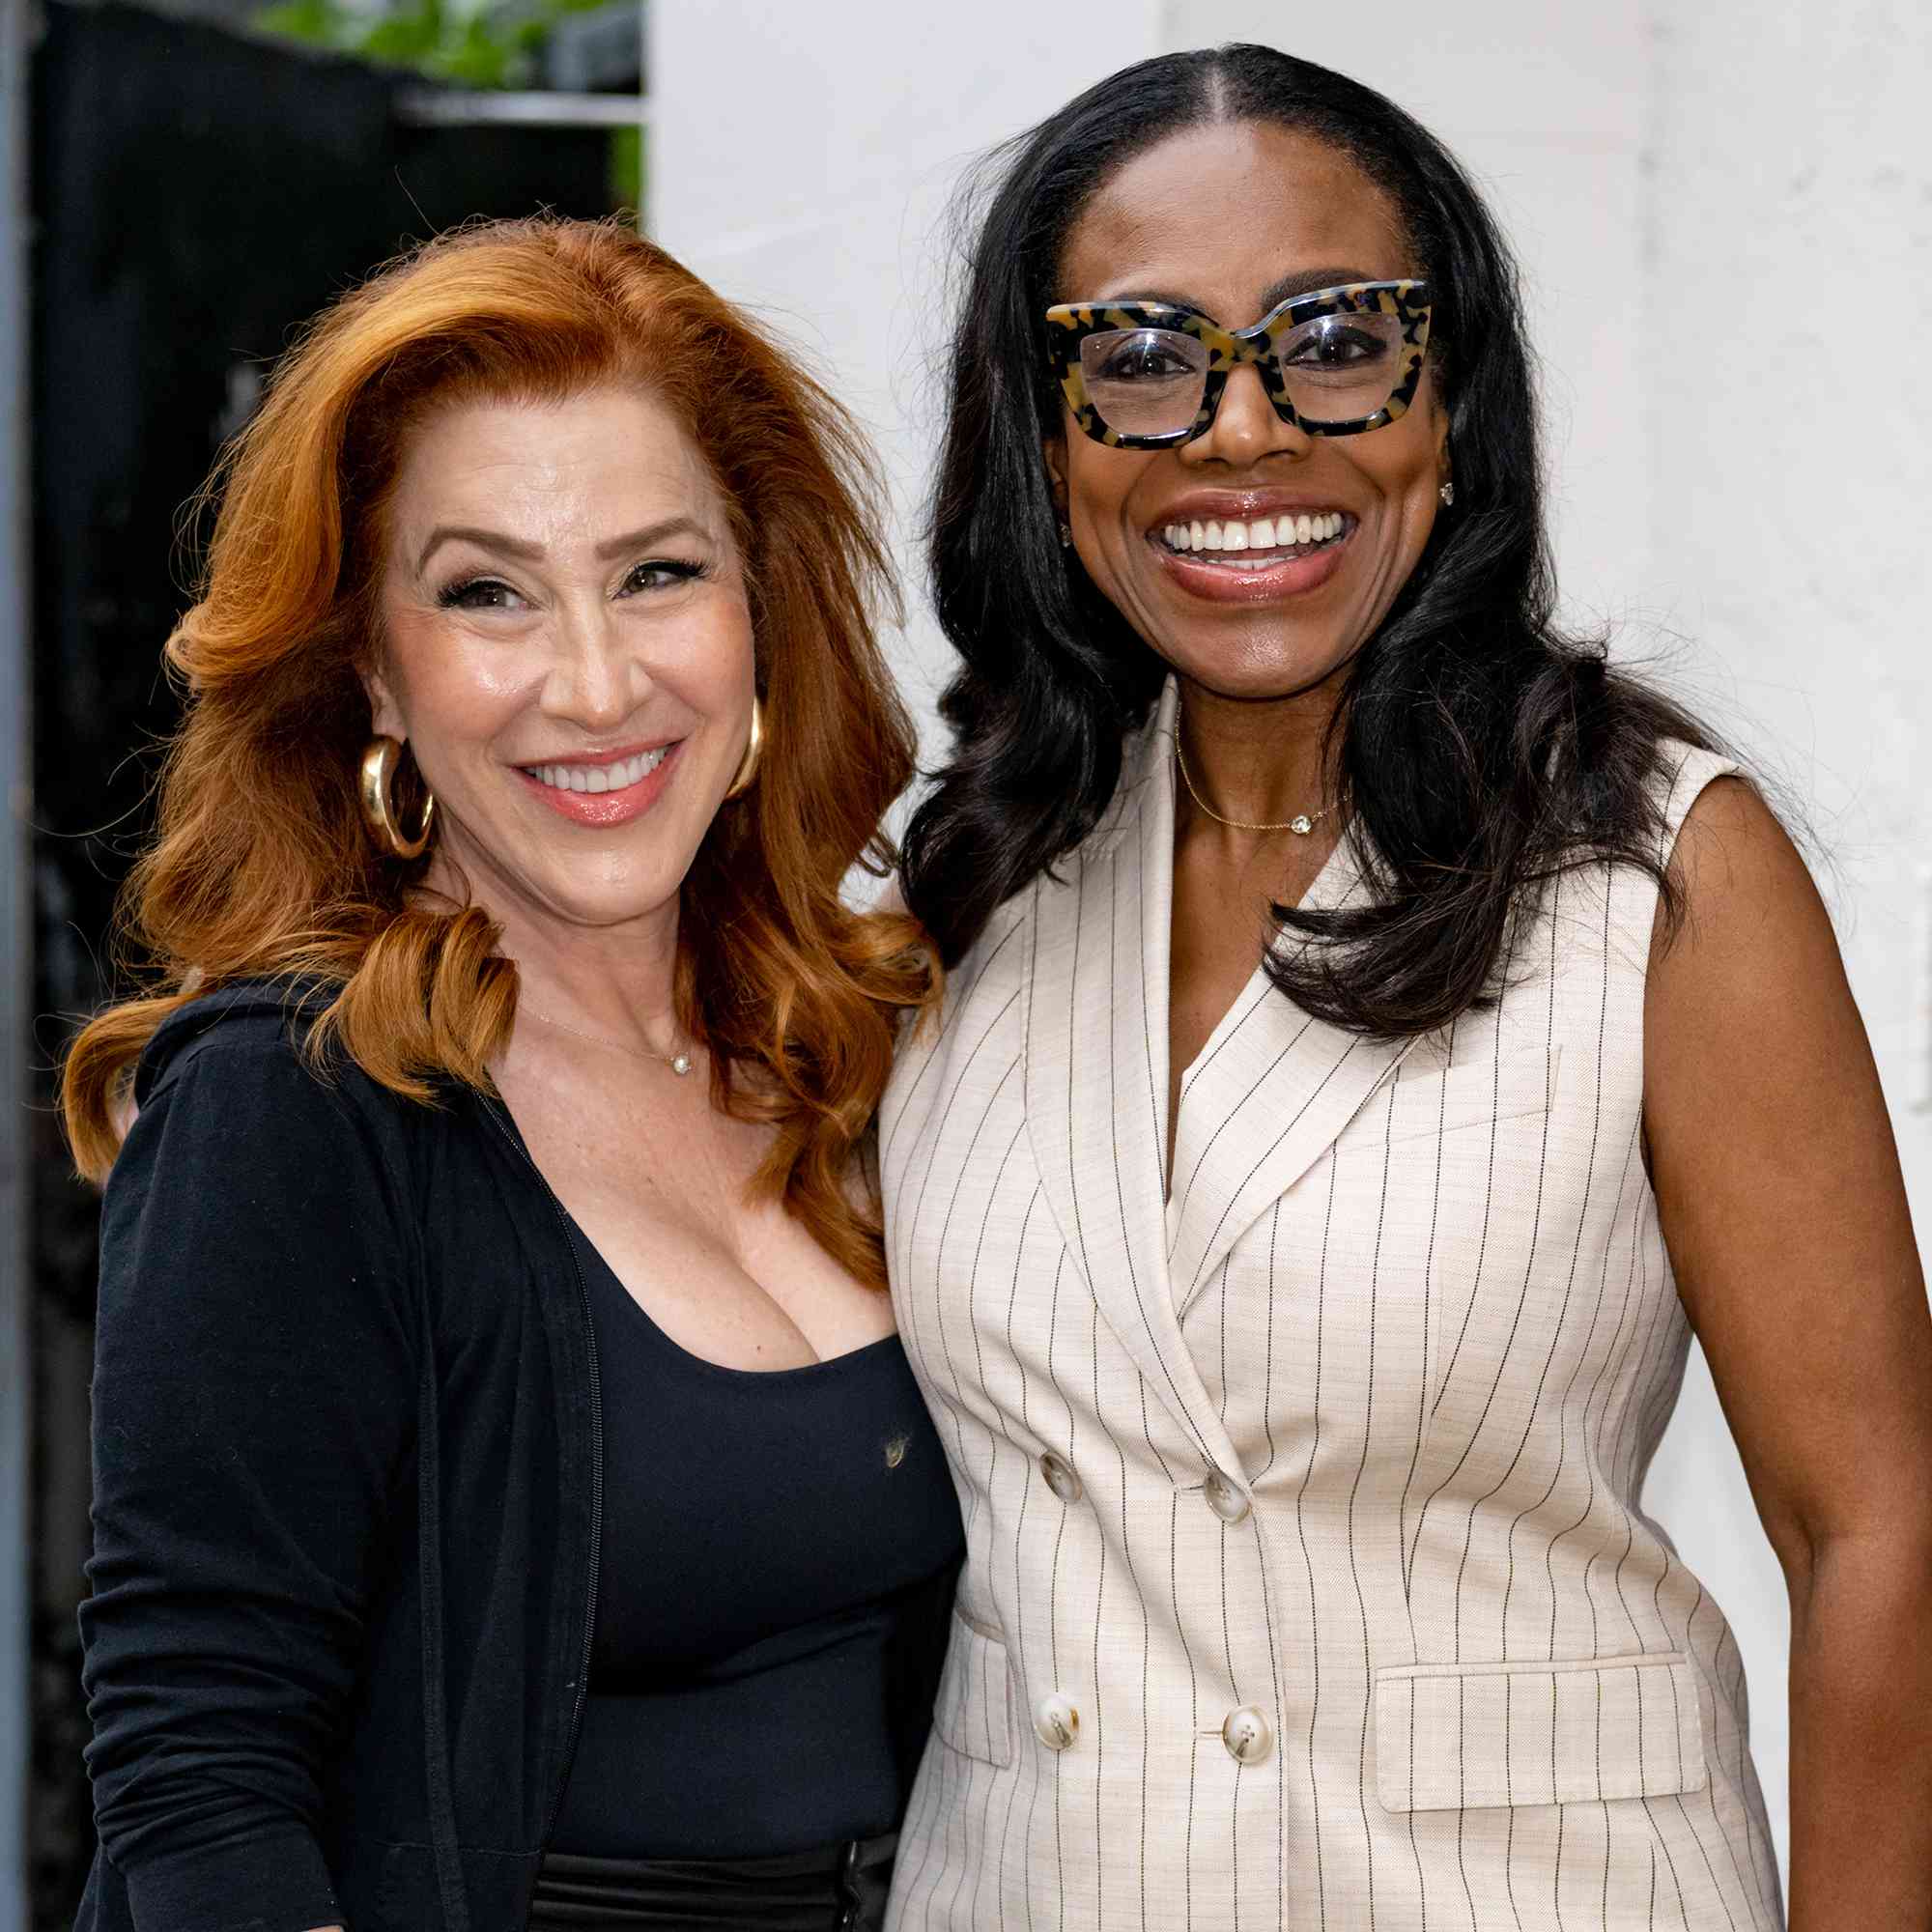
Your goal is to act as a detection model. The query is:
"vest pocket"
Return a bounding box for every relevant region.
[1373,1651,1706,1812]
[931,1608,1016,1769]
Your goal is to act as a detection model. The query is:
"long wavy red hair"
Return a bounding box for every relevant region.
[62,215,936,1286]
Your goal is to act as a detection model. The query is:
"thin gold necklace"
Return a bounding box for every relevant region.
[1174,733,1333,837]
[522,1006,696,1076]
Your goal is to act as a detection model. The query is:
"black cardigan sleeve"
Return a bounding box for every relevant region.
[80,1033,420,1932]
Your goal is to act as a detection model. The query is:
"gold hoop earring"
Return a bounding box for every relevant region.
[724,696,764,801]
[358,735,436,861]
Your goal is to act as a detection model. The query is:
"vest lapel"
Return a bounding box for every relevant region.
[1165,816,1417,1324]
[1021,684,1245,1474]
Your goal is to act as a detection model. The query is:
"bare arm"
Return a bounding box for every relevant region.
[1645,778,1932,1931]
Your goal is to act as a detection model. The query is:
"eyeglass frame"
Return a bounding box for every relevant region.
[1042,278,1434,450]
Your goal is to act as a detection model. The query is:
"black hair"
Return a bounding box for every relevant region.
[900,43,1718,1036]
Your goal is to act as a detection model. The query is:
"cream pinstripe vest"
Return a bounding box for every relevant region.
[881,678,1782,1930]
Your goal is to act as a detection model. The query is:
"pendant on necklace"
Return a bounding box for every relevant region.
[1289,814,1316,837]
[670,1053,694,1076]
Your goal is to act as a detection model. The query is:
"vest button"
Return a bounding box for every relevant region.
[1203,1466,1251,1522]
[1222,1705,1273,1765]
[1033,1691,1080,1751]
[1038,1450,1083,1504]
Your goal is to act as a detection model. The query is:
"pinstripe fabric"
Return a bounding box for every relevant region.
[882,679,1782,1930]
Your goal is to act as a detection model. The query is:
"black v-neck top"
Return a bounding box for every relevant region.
[547,1218,964,1859]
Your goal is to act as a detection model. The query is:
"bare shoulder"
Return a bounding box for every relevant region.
[1643,772,1867,1171]
[1653,771,1828,974]
[1640,762,1918,1338]
[1643,770,1867,1116]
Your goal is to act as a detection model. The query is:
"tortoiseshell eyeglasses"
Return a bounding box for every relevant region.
[1043,279,1432,450]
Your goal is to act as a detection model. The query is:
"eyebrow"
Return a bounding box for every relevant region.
[415,516,714,576]
[1091,266,1379,322]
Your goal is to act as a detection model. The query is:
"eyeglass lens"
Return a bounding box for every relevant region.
[1076,309,1409,440]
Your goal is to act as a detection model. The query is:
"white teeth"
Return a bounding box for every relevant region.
[1162,511,1348,554]
[527,746,669,794]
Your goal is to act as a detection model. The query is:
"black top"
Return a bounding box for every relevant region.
[549,1224,961,1858]
[73,984,958,1932]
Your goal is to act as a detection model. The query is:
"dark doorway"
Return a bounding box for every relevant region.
[28,7,618,1916]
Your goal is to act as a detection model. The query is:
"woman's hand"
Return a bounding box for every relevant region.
[1645,777,1932,1931]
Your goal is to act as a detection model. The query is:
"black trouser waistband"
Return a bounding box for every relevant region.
[530,1830,896,1930]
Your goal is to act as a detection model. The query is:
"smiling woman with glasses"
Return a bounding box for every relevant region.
[883,42,1932,1932]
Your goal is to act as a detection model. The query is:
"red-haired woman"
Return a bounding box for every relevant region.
[63,216,957,1932]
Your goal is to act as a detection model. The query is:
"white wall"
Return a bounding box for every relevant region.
[656,3,1932,1894]
[1646,6,1932,1213]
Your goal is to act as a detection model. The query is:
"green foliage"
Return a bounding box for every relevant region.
[249,0,617,92]
[249,0,643,212]
[608,122,642,212]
